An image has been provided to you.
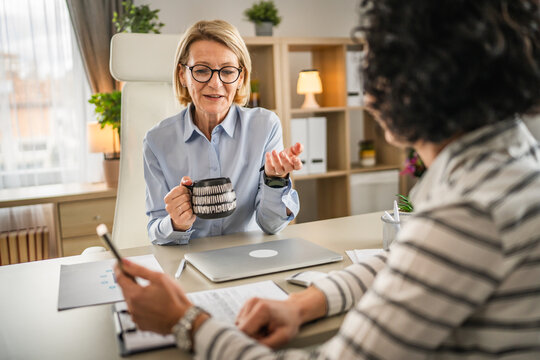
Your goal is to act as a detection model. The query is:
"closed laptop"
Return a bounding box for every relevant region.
[185,238,343,282]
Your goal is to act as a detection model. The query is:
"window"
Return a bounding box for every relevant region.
[0,0,100,189]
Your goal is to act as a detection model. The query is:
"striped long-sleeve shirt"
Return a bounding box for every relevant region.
[193,118,540,359]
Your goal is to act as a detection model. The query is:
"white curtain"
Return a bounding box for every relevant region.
[0,0,102,253]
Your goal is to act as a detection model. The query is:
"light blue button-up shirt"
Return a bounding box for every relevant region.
[143,104,300,245]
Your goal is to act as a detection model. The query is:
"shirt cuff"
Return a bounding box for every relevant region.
[261,180,299,219]
[151,215,194,245]
[193,318,234,358]
[312,272,345,316]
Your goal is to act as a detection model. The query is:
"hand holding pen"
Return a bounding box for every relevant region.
[96,224,136,282]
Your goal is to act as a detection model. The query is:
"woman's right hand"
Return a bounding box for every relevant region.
[164,176,196,231]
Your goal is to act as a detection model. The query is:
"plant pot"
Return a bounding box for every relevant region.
[255,22,273,36]
[103,158,120,188]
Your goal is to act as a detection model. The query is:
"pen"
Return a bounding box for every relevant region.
[393,200,400,223]
[383,211,394,221]
[175,258,186,279]
[96,224,136,282]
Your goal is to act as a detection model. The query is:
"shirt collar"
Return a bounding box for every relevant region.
[183,104,238,142]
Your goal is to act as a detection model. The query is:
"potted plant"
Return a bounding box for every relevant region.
[244,0,282,36]
[113,1,164,34]
[88,91,121,187]
[396,194,414,213]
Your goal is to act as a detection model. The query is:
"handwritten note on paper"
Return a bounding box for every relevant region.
[346,248,385,264]
[58,254,163,311]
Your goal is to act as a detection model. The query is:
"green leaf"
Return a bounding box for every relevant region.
[395,194,414,212]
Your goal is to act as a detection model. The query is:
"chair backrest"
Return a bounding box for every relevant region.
[110,33,183,249]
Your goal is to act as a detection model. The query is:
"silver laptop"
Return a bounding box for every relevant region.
[184,238,343,282]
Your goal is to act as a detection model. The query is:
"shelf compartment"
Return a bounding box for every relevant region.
[247,44,278,111]
[291,111,349,172]
[286,43,347,109]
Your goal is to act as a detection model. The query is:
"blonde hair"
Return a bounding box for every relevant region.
[173,20,251,107]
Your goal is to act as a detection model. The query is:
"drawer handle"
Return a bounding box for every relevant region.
[94,215,102,221]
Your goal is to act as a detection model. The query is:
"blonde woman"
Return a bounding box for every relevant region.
[144,20,303,245]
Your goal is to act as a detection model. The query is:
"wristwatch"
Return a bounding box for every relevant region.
[172,305,207,352]
[263,171,290,188]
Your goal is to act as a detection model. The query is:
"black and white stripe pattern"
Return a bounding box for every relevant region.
[194,120,540,359]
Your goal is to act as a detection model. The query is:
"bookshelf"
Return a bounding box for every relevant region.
[244,37,405,223]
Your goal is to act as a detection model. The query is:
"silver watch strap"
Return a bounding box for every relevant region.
[172,305,206,352]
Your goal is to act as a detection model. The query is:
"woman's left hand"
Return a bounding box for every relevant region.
[114,259,191,335]
[264,142,304,178]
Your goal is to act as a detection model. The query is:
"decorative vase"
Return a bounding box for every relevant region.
[255,22,273,36]
[103,158,120,188]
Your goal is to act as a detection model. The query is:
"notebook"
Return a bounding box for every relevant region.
[185,238,343,282]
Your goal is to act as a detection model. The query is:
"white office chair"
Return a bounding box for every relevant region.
[109,33,183,249]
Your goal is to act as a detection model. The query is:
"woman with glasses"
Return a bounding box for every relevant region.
[143,20,302,245]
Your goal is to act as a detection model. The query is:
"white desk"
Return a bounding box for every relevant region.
[0,212,383,359]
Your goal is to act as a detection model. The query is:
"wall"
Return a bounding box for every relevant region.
[133,0,360,37]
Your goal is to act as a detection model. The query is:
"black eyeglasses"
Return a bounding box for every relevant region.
[183,64,242,84]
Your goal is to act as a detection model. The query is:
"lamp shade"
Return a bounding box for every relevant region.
[297,70,323,95]
[87,122,120,154]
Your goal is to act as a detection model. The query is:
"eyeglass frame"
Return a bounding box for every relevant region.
[182,64,243,84]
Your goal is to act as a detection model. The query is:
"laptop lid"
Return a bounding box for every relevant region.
[184,238,343,282]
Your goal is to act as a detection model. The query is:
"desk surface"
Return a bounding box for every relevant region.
[0,212,383,360]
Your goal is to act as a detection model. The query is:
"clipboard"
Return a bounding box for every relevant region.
[112,302,176,356]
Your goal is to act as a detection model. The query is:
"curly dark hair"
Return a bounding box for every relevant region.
[357,0,540,143]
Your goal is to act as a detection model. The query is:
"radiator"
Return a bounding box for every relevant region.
[0,226,49,265]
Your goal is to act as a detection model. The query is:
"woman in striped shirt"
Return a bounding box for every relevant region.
[115,0,540,358]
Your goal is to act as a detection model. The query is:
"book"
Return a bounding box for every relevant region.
[113,280,288,356]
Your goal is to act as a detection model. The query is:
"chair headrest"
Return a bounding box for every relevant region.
[109,33,182,82]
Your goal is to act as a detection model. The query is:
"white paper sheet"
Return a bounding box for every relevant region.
[58,254,163,310]
[346,248,385,264]
[187,280,288,323]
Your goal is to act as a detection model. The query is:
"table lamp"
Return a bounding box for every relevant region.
[88,122,120,188]
[297,69,323,109]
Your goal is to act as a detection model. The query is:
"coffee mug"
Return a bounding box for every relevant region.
[185,177,236,219]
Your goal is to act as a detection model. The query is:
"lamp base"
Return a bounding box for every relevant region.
[301,93,320,109]
[103,158,119,188]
